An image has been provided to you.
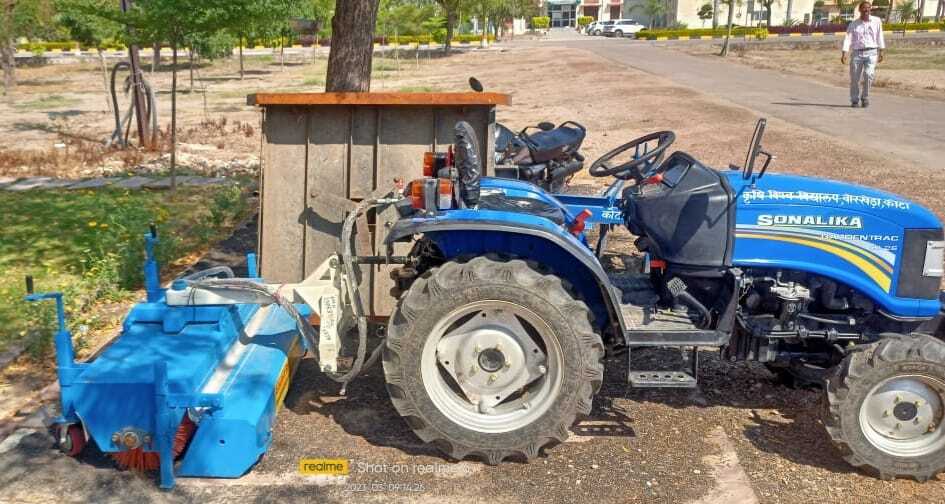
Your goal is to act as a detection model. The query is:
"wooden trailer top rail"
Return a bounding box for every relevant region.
[247,92,510,107]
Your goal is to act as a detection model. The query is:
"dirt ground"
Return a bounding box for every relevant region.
[676,38,945,102]
[2,42,945,503]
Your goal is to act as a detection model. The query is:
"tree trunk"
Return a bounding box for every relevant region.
[98,49,112,113]
[170,43,178,191]
[239,32,244,80]
[1,0,15,94]
[444,9,457,55]
[713,0,720,28]
[766,6,772,25]
[326,0,380,92]
[721,1,736,56]
[280,36,285,70]
[189,45,194,93]
[886,0,896,21]
[1,37,15,94]
[786,0,794,22]
[151,42,160,74]
[480,16,488,47]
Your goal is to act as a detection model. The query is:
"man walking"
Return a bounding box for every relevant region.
[842,1,885,108]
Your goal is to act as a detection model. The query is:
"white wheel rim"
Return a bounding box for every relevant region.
[859,374,945,457]
[421,300,563,434]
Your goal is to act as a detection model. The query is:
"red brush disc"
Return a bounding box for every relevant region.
[63,424,86,457]
[112,415,196,472]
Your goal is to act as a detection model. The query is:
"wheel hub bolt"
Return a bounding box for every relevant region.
[538,365,547,375]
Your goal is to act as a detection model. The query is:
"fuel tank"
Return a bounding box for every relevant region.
[726,171,943,317]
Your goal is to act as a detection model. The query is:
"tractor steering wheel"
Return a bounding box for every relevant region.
[588,131,676,182]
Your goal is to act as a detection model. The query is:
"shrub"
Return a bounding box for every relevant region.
[372,33,492,45]
[635,27,768,40]
[884,21,945,31]
[17,41,79,53]
[767,23,848,34]
[532,16,550,29]
[766,21,943,34]
[578,16,594,27]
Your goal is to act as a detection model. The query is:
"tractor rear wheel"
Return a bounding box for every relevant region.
[383,256,604,464]
[825,333,945,481]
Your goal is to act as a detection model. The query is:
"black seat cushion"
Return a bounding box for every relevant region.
[527,126,584,162]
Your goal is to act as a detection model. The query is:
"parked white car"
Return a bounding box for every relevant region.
[603,19,645,37]
[586,20,613,36]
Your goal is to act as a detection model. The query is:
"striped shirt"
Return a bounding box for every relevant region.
[843,16,886,52]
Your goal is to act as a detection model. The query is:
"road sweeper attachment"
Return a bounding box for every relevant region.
[27,194,401,488]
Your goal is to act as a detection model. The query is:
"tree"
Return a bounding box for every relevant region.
[759,0,779,25]
[435,0,461,54]
[377,0,436,36]
[630,0,668,28]
[896,0,916,20]
[224,0,297,80]
[1,0,58,94]
[719,0,741,56]
[471,0,537,40]
[698,2,714,26]
[0,1,18,93]
[56,0,123,110]
[325,0,380,92]
[104,0,232,187]
[713,0,720,28]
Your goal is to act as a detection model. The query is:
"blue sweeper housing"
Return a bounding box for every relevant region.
[27,229,306,489]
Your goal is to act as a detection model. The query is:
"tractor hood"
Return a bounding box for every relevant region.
[726,172,942,230]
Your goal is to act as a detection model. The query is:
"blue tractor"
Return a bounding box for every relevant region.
[31,119,945,486]
[378,119,945,480]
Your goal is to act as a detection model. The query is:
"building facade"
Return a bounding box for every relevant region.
[539,0,844,29]
[539,0,627,27]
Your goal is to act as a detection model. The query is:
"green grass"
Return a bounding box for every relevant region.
[372,59,400,72]
[0,184,251,355]
[302,75,325,86]
[398,85,440,92]
[13,94,81,111]
[868,47,945,71]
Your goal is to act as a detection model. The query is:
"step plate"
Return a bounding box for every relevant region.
[629,370,698,388]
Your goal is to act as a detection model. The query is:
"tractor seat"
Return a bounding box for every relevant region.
[527,126,585,160]
[477,190,566,225]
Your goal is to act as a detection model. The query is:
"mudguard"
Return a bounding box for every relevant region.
[385,212,625,332]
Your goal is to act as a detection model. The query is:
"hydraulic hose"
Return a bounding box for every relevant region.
[334,194,401,392]
[185,191,399,394]
[107,62,157,148]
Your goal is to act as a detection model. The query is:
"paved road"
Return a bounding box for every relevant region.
[529,35,945,171]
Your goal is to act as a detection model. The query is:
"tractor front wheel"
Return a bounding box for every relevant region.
[383,256,604,464]
[825,333,945,480]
